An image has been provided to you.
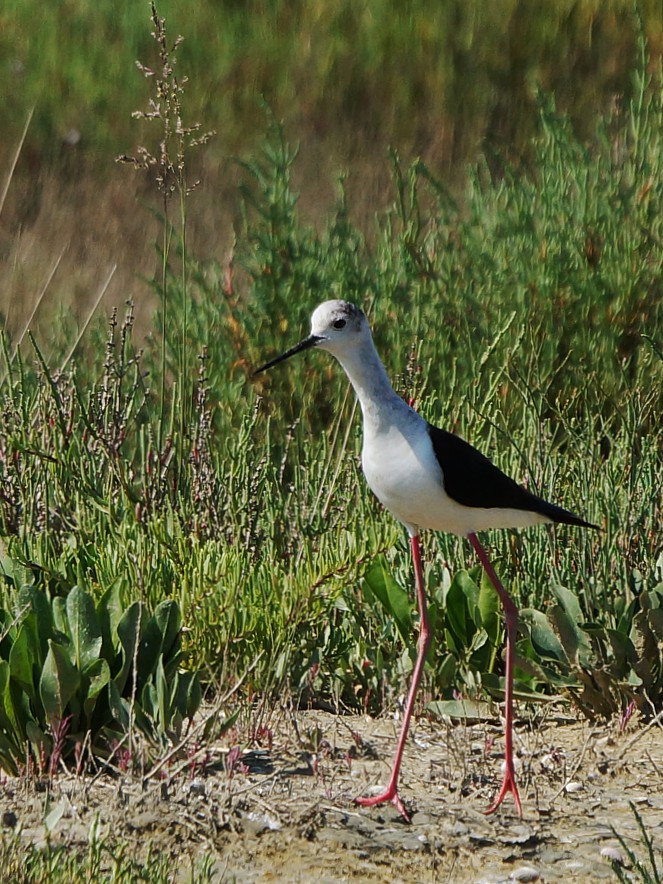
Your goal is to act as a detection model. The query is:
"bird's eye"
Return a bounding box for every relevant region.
[333,318,346,329]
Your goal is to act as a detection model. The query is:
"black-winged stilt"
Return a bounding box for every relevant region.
[255,300,597,820]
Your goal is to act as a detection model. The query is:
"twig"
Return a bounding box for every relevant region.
[615,706,663,761]
[59,264,117,372]
[549,724,598,804]
[0,107,33,219]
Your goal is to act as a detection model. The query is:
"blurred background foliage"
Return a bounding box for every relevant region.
[2,0,662,162]
[1,0,662,334]
[0,0,661,734]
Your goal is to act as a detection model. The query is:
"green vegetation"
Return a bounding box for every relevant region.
[1,4,660,881]
[611,802,663,883]
[2,0,661,165]
[0,823,216,883]
[0,0,661,781]
[0,564,200,774]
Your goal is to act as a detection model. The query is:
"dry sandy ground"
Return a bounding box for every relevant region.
[2,707,662,883]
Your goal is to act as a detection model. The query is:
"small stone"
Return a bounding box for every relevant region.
[188,779,206,797]
[564,781,583,793]
[245,811,281,833]
[601,846,625,865]
[510,866,540,882]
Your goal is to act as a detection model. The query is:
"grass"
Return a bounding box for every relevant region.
[1,0,661,171]
[0,0,661,779]
[0,4,661,879]
[0,36,663,709]
[0,826,217,883]
[611,801,663,882]
[3,2,662,353]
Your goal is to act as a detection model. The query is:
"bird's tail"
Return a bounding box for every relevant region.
[536,499,599,530]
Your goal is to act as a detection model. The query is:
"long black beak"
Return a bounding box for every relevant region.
[253,334,323,376]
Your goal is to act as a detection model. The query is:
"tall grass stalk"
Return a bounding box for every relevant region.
[0,14,660,734]
[117,2,213,455]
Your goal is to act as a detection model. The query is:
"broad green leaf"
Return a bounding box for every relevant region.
[0,609,14,657]
[478,569,500,644]
[133,701,157,743]
[512,652,572,688]
[40,639,81,723]
[141,680,158,720]
[135,615,165,691]
[605,628,632,677]
[26,719,49,756]
[426,598,440,661]
[482,670,555,702]
[462,568,482,627]
[648,608,663,641]
[0,661,20,738]
[202,708,239,741]
[549,603,591,666]
[43,798,65,833]
[115,601,142,693]
[0,661,9,703]
[445,570,477,649]
[97,580,124,660]
[2,664,31,742]
[0,732,20,774]
[154,656,168,730]
[52,596,68,637]
[362,559,412,648]
[632,612,657,685]
[82,659,111,720]
[548,605,579,664]
[107,680,130,730]
[17,585,53,656]
[437,653,457,688]
[8,623,38,700]
[153,601,181,660]
[185,673,202,720]
[617,596,639,636]
[444,626,461,656]
[66,586,102,670]
[522,608,567,662]
[551,584,584,625]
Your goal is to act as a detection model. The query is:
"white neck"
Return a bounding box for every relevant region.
[330,338,407,427]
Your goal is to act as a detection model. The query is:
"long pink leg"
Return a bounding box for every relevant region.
[467,531,523,816]
[355,533,431,821]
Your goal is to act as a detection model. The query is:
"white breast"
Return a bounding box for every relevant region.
[362,416,548,537]
[361,416,450,534]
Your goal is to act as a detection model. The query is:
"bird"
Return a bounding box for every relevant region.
[254,299,597,821]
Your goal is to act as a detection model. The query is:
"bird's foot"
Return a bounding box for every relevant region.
[355,787,410,822]
[484,763,523,817]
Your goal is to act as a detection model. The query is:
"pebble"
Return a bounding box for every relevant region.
[600,846,625,865]
[564,780,584,793]
[188,779,206,797]
[509,866,540,881]
[246,811,281,832]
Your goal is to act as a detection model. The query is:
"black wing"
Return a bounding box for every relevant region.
[427,424,598,529]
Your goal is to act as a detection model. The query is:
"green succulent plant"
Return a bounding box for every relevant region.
[0,557,201,774]
[520,575,663,719]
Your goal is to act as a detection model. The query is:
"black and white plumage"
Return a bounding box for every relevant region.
[255,299,597,820]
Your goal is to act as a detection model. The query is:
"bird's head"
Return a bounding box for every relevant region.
[253,300,370,374]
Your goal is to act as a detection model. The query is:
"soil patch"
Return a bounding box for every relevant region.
[2,708,662,882]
